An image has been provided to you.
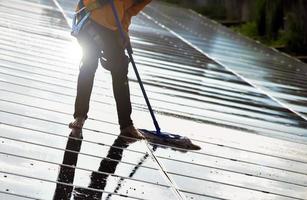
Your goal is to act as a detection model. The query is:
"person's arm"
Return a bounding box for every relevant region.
[127,0,152,16]
[122,0,152,31]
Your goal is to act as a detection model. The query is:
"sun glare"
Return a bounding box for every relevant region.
[66,39,83,64]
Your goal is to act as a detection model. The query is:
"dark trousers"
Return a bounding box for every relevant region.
[73,21,133,129]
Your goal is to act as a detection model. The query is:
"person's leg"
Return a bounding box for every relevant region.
[73,53,99,119]
[97,27,132,129]
[70,24,100,129]
[111,62,133,129]
[98,27,143,138]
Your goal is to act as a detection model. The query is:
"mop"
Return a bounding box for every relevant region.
[108,0,200,151]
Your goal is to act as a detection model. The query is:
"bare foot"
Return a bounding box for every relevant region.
[69,117,85,129]
[120,125,145,140]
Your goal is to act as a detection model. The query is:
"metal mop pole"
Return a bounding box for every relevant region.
[109,0,161,135]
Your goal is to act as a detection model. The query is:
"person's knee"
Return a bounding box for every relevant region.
[78,36,100,75]
[79,57,99,75]
[109,55,129,77]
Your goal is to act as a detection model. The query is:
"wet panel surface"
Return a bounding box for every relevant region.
[144,1,307,119]
[0,0,307,199]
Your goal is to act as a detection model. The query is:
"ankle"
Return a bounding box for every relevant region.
[120,123,134,131]
[75,117,86,123]
[69,117,86,129]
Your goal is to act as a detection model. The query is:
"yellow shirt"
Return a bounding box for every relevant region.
[81,0,152,31]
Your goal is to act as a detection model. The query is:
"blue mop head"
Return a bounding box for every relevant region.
[139,129,201,151]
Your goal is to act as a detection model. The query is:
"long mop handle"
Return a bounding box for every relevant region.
[109,0,161,134]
